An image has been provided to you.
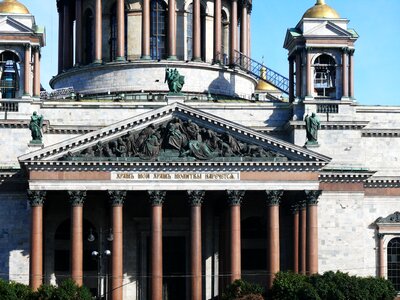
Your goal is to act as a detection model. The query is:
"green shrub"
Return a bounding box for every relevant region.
[270,272,318,300]
[222,279,265,300]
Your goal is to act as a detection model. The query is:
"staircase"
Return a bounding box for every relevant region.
[232,50,292,95]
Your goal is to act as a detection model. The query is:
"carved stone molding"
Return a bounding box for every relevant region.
[148,190,166,206]
[187,190,205,206]
[305,190,321,206]
[298,199,307,210]
[265,190,283,206]
[376,212,400,224]
[290,201,300,214]
[377,233,385,239]
[68,190,86,206]
[27,190,46,207]
[227,190,245,206]
[108,190,127,206]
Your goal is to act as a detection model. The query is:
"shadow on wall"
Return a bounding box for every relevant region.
[207,70,238,99]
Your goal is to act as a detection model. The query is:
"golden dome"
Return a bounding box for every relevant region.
[0,0,30,14]
[303,0,340,19]
[256,67,277,91]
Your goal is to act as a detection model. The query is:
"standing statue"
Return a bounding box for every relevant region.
[305,112,321,145]
[29,111,44,143]
[165,67,185,94]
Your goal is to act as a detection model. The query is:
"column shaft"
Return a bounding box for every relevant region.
[95,0,102,63]
[116,0,125,60]
[151,205,163,300]
[213,0,221,62]
[30,206,43,290]
[230,204,241,282]
[112,205,123,300]
[293,210,299,273]
[229,0,238,65]
[378,235,385,277]
[240,4,248,56]
[168,0,177,59]
[307,204,318,274]
[289,57,295,103]
[63,2,72,69]
[267,205,280,288]
[75,0,82,65]
[58,7,64,73]
[191,205,202,300]
[24,45,31,96]
[296,52,302,98]
[141,0,151,59]
[349,51,354,98]
[247,12,251,58]
[71,205,83,285]
[342,50,349,98]
[306,50,312,97]
[33,48,40,97]
[299,206,306,275]
[193,0,201,61]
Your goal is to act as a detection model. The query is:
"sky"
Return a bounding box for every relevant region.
[27,0,400,106]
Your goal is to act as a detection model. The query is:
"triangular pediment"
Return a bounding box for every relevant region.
[303,21,353,38]
[19,103,330,167]
[0,17,33,33]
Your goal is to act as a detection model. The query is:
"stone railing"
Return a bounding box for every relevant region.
[317,103,339,114]
[0,100,19,112]
[40,87,75,100]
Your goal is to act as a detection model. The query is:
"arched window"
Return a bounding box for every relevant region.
[83,9,94,65]
[388,238,400,291]
[151,0,167,60]
[313,54,336,97]
[0,51,20,99]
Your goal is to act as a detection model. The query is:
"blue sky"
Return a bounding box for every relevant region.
[28,0,400,105]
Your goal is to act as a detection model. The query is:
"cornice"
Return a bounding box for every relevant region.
[290,121,368,130]
[362,129,400,138]
[319,169,375,183]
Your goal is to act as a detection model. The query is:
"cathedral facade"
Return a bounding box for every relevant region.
[0,0,399,299]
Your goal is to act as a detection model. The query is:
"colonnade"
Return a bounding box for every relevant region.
[28,189,321,299]
[57,0,252,72]
[23,45,41,97]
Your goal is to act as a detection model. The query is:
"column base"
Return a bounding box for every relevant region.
[22,94,31,99]
[167,56,178,61]
[115,56,126,62]
[141,55,152,60]
[192,57,202,62]
[341,96,350,101]
[93,59,102,65]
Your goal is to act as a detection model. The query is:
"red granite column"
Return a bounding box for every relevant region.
[141,0,151,59]
[342,49,349,98]
[94,0,102,63]
[289,56,295,103]
[266,190,283,288]
[33,47,40,97]
[299,199,307,275]
[227,190,245,282]
[295,51,302,98]
[306,190,321,275]
[149,191,166,300]
[109,191,126,300]
[69,191,86,286]
[116,0,125,60]
[167,0,177,60]
[306,49,312,97]
[229,0,238,65]
[75,0,82,65]
[193,0,201,61]
[240,2,248,57]
[63,1,72,69]
[213,0,221,63]
[188,191,205,300]
[28,191,46,290]
[24,44,31,96]
[378,234,385,277]
[349,49,355,98]
[292,202,300,273]
[57,3,64,73]
[247,11,251,58]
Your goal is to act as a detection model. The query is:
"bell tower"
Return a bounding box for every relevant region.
[284,0,358,105]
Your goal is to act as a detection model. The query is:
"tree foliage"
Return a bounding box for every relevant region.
[222,279,265,300]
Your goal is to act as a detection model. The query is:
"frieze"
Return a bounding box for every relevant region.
[111,171,240,181]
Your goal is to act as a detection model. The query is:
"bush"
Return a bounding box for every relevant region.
[222,279,265,300]
[270,271,397,300]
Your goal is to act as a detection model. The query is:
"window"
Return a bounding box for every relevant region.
[150,0,166,60]
[186,4,193,60]
[110,3,117,61]
[388,238,400,291]
[0,51,20,99]
[313,54,336,97]
[83,9,94,64]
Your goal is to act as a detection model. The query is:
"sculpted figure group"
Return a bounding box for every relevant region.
[64,118,286,161]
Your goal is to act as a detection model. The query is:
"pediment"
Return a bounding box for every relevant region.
[19,103,330,167]
[303,21,353,38]
[0,17,33,33]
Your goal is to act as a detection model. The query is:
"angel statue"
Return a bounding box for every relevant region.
[165,67,185,94]
[29,111,44,143]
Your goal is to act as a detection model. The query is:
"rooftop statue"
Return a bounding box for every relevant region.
[305,113,321,146]
[29,111,44,144]
[165,67,185,94]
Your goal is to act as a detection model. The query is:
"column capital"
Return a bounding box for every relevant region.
[227,190,245,206]
[24,44,31,50]
[377,233,385,239]
[305,190,321,206]
[148,190,166,206]
[28,190,46,207]
[68,191,86,206]
[291,202,300,214]
[187,190,205,206]
[32,46,40,53]
[108,190,126,206]
[265,190,283,206]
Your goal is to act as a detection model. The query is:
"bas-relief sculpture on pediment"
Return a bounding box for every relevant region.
[60,117,289,163]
